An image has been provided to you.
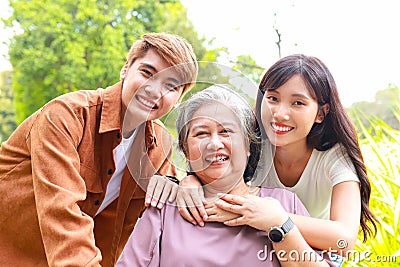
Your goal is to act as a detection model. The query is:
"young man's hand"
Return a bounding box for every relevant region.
[145,174,178,209]
[176,175,207,227]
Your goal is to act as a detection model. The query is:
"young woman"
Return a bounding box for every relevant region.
[213,54,378,264]
[117,85,333,266]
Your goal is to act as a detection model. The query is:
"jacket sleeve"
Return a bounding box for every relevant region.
[29,100,101,266]
[116,207,162,267]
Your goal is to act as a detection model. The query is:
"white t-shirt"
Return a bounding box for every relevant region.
[95,131,137,216]
[252,141,359,220]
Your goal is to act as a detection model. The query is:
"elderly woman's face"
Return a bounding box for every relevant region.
[185,103,250,185]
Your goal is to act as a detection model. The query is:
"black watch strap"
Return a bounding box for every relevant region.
[281,217,295,234]
[165,175,180,184]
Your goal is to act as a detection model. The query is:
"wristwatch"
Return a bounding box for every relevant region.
[268,217,295,243]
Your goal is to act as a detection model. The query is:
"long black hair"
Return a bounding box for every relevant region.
[255,54,377,241]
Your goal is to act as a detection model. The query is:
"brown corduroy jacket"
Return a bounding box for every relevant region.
[0,82,176,267]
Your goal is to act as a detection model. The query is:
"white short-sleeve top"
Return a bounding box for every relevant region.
[252,141,360,219]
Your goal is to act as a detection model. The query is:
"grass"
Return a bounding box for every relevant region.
[343,108,400,266]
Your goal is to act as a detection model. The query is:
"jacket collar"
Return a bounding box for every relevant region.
[99,81,122,134]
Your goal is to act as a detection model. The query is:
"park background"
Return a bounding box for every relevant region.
[0,0,399,266]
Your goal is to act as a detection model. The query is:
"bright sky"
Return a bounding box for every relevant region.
[181,0,400,107]
[1,0,399,107]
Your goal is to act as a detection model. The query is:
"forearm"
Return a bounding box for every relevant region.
[290,214,358,253]
[36,187,102,266]
[34,168,102,265]
[273,226,330,267]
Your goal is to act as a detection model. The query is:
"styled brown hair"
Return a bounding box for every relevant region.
[255,54,377,241]
[126,32,198,94]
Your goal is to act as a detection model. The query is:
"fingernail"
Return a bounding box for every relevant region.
[151,201,157,207]
[157,203,163,209]
[192,221,197,226]
[199,221,204,227]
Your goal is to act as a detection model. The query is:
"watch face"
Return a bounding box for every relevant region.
[269,229,284,242]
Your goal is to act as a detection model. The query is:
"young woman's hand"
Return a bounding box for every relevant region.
[176,175,207,226]
[145,174,178,209]
[215,193,288,231]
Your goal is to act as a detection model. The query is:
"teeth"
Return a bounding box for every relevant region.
[138,96,156,109]
[272,123,292,132]
[205,155,228,163]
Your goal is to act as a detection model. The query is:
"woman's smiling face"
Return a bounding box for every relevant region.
[185,103,249,186]
[261,74,324,148]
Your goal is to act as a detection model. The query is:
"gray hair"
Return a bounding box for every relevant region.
[176,84,258,156]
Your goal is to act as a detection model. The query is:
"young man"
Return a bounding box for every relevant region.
[0,33,198,267]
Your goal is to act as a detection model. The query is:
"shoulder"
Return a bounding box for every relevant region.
[320,144,356,170]
[311,144,354,170]
[51,88,105,110]
[38,88,104,120]
[316,143,348,159]
[147,120,173,148]
[152,119,168,131]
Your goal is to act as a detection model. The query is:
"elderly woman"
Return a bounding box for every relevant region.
[116,85,333,266]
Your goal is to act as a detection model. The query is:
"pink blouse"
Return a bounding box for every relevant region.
[117,187,327,266]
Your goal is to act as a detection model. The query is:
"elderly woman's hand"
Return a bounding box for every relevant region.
[176,175,208,227]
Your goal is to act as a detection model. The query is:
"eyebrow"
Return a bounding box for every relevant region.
[291,93,312,99]
[190,121,237,131]
[140,63,181,86]
[268,90,312,100]
[140,63,158,73]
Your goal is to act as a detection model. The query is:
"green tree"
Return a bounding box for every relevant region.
[4,0,210,123]
[0,70,17,143]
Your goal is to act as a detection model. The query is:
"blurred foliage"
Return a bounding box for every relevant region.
[343,104,400,266]
[2,0,199,122]
[0,70,17,143]
[347,85,400,132]
[3,0,263,131]
[232,54,264,85]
